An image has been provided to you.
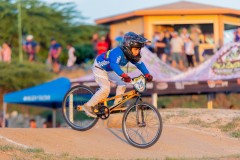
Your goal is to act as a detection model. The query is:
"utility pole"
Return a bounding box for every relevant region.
[18,0,23,62]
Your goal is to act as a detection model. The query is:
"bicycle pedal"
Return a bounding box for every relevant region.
[93,109,99,113]
[77,105,83,111]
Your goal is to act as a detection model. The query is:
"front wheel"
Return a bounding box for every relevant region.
[122,103,162,148]
[62,85,98,131]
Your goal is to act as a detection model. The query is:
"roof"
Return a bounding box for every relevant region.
[95,1,240,24]
[4,77,71,108]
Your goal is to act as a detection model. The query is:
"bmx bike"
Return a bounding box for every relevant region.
[62,75,162,148]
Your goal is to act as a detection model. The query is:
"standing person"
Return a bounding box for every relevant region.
[164,30,172,64]
[151,31,160,51]
[66,44,76,68]
[190,26,201,64]
[155,32,167,62]
[48,38,62,73]
[234,27,240,42]
[2,42,12,63]
[29,119,37,128]
[96,35,108,55]
[0,45,2,62]
[170,32,184,70]
[115,31,124,47]
[180,27,189,42]
[184,36,195,68]
[0,112,8,128]
[23,35,38,62]
[105,33,112,51]
[92,33,99,56]
[79,32,153,117]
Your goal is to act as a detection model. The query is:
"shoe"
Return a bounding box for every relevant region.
[82,104,97,118]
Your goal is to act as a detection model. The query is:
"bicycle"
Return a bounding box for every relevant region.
[62,75,162,148]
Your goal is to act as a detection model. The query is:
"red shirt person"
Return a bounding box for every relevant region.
[96,36,108,55]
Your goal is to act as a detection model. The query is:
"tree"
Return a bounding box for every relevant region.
[0,0,108,63]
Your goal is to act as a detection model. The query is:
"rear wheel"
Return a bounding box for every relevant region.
[122,103,162,148]
[62,85,98,131]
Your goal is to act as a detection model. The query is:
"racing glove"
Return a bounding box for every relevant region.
[145,74,153,82]
[121,73,131,82]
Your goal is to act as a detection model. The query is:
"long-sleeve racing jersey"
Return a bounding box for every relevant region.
[96,46,149,76]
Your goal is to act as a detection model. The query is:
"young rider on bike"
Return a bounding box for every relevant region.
[82,32,153,117]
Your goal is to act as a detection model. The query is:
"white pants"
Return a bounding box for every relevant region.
[85,60,126,107]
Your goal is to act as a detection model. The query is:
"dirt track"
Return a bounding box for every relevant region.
[0,122,240,159]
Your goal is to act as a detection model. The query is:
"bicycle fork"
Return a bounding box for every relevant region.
[135,96,146,127]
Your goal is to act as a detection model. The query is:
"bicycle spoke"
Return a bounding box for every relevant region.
[62,85,98,131]
[123,103,162,148]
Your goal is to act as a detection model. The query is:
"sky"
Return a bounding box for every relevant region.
[44,0,240,24]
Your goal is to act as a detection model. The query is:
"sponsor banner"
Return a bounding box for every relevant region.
[156,82,168,90]
[207,80,228,88]
[211,44,240,76]
[175,81,199,90]
[23,95,51,101]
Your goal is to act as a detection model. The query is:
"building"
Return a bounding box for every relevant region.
[95,1,240,58]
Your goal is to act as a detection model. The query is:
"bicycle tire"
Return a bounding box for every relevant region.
[62,85,98,131]
[122,102,162,148]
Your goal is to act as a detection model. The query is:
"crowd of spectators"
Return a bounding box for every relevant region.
[0,35,77,73]
[150,26,212,70]
[91,27,240,71]
[1,27,239,72]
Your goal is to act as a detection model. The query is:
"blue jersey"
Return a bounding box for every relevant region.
[96,46,149,76]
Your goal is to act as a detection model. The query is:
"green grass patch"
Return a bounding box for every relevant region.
[0,145,14,151]
[230,130,240,138]
[219,117,240,132]
[188,118,210,128]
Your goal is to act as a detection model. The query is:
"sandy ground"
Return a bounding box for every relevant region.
[0,108,240,159]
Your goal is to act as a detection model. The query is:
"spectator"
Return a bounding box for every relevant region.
[164,30,172,64]
[45,115,53,128]
[2,42,12,63]
[184,36,195,68]
[23,35,38,62]
[180,27,189,42]
[48,38,62,73]
[0,112,8,128]
[155,32,167,62]
[170,32,184,70]
[29,119,37,128]
[115,31,124,46]
[0,46,2,61]
[42,122,47,128]
[151,31,160,51]
[234,27,240,42]
[92,33,99,56]
[105,33,112,51]
[190,26,202,64]
[96,35,108,55]
[66,43,76,68]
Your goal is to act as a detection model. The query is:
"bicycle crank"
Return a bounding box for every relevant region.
[95,105,110,120]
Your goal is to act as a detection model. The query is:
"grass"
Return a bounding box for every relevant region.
[219,117,240,132]
[0,144,103,160]
[165,154,240,160]
[188,118,211,128]
[1,143,240,160]
[0,145,14,151]
[230,130,240,138]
